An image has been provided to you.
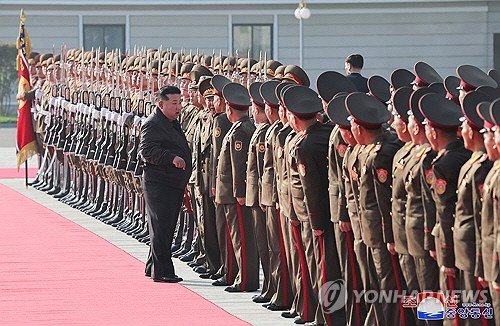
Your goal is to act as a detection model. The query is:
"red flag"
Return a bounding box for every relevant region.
[15,9,38,170]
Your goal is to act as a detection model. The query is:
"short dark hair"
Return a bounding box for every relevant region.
[346,54,364,69]
[157,86,181,101]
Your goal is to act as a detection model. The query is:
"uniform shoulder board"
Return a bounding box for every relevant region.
[478,153,488,163]
[469,152,483,165]
[416,146,427,159]
[374,142,382,152]
[365,143,376,154]
[294,131,307,147]
[404,142,415,152]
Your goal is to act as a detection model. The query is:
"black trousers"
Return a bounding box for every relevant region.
[144,180,184,278]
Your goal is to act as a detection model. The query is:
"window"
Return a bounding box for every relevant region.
[495,34,500,70]
[83,24,125,52]
[233,24,272,59]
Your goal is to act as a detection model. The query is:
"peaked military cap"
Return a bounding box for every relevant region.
[390,68,415,90]
[476,101,494,131]
[265,60,283,77]
[368,75,391,104]
[240,58,258,74]
[316,71,356,102]
[259,80,280,108]
[211,74,231,97]
[457,65,498,92]
[490,98,500,127]
[199,77,215,97]
[180,62,195,80]
[222,82,251,110]
[409,87,437,125]
[274,65,286,80]
[326,94,350,129]
[428,82,446,95]
[444,76,460,102]
[278,83,296,106]
[283,85,322,119]
[461,91,491,131]
[488,69,500,88]
[190,64,213,83]
[419,93,463,130]
[345,92,391,129]
[413,61,443,87]
[283,64,310,86]
[249,82,265,107]
[392,86,413,122]
[476,85,500,101]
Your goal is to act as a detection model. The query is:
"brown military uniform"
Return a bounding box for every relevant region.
[210,112,237,283]
[404,143,440,295]
[454,150,494,325]
[481,160,500,321]
[328,126,366,326]
[430,139,471,326]
[287,129,318,323]
[246,120,272,299]
[357,131,413,326]
[262,120,293,308]
[296,122,346,326]
[215,115,259,291]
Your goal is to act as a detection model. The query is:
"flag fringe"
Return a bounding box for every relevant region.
[16,141,38,171]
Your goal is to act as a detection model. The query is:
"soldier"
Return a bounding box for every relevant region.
[215,82,259,293]
[245,81,273,303]
[284,85,346,326]
[419,93,472,326]
[259,80,293,310]
[346,92,414,326]
[210,74,238,287]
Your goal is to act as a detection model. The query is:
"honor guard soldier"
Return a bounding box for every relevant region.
[419,93,472,326]
[215,82,259,293]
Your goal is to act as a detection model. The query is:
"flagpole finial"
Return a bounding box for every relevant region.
[20,8,26,22]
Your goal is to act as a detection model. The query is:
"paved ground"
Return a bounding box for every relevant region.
[0,132,292,325]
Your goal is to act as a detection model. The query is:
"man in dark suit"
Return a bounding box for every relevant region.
[139,86,193,283]
[345,54,369,93]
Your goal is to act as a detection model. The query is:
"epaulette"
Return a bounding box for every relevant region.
[431,149,447,165]
[365,143,376,154]
[468,152,484,166]
[415,146,428,159]
[294,131,307,147]
[478,153,488,163]
[404,142,415,152]
[494,160,500,171]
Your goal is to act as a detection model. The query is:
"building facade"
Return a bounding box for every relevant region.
[0,0,499,86]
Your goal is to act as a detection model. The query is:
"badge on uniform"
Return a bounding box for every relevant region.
[435,179,447,195]
[425,169,435,185]
[258,143,266,153]
[214,127,221,138]
[337,144,347,158]
[478,184,484,197]
[376,169,388,183]
[235,140,243,151]
[350,167,358,181]
[298,164,306,177]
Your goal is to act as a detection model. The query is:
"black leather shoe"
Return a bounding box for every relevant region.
[267,303,290,311]
[173,247,190,258]
[212,279,229,286]
[145,272,151,278]
[294,317,306,324]
[262,303,271,308]
[304,322,322,326]
[153,276,183,283]
[281,311,298,318]
[224,286,242,293]
[187,261,202,268]
[210,273,223,280]
[252,295,270,303]
[180,251,197,262]
[199,272,214,279]
[193,265,208,274]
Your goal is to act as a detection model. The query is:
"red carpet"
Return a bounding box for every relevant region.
[0,184,248,325]
[0,167,38,179]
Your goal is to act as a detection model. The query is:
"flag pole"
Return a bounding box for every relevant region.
[25,160,28,188]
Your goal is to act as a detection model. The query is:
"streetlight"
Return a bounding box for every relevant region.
[295,0,311,67]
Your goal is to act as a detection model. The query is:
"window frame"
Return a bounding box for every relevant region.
[232,23,273,59]
[83,24,126,52]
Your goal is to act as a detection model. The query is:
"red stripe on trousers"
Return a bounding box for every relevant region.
[346,232,362,326]
[292,224,310,321]
[236,203,247,291]
[226,224,235,284]
[389,254,406,326]
[277,208,289,305]
[447,275,459,326]
[184,190,193,213]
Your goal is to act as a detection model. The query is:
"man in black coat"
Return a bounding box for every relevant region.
[139,86,193,283]
[345,54,369,93]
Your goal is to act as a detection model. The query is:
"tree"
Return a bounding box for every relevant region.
[0,43,18,116]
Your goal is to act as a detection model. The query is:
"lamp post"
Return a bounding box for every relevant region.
[294,0,311,67]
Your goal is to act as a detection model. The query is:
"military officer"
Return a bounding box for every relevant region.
[215,82,259,293]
